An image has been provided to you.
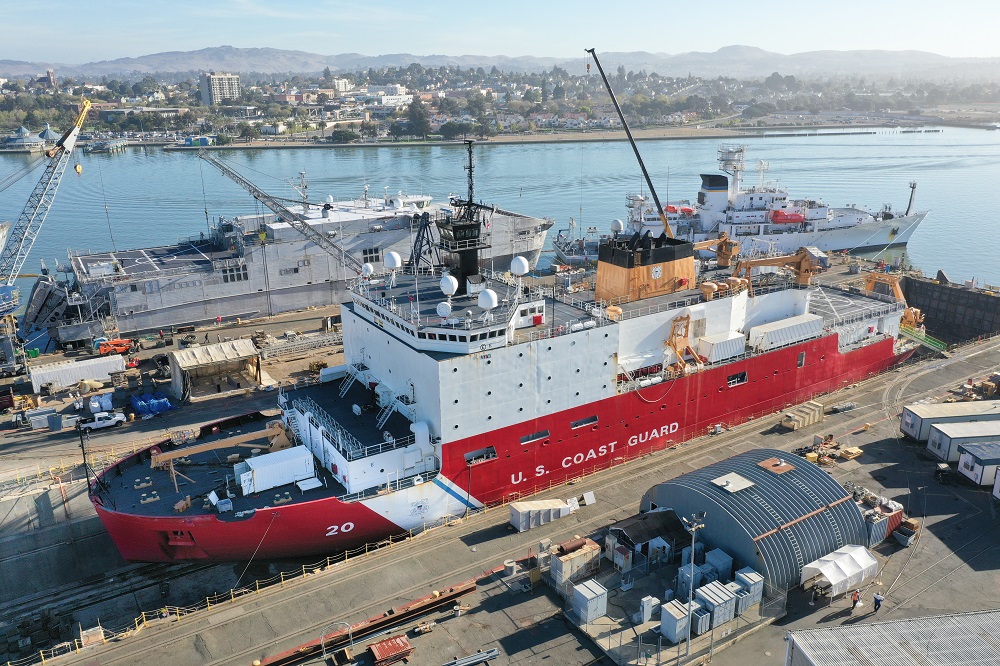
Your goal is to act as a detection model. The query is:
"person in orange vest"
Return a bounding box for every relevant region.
[851,589,861,612]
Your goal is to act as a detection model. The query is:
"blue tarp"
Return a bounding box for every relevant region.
[129,391,173,416]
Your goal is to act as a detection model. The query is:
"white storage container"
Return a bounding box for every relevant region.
[748,313,824,351]
[639,595,660,623]
[509,499,571,532]
[900,400,1000,441]
[926,421,1000,462]
[695,581,737,627]
[29,355,126,393]
[735,567,764,606]
[572,579,607,624]
[237,445,315,495]
[704,548,734,582]
[659,599,691,643]
[697,331,746,363]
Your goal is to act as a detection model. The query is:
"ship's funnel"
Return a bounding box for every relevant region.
[595,232,696,302]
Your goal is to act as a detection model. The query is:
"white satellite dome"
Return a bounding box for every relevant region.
[439,274,459,296]
[611,219,625,233]
[477,289,498,311]
[361,263,375,277]
[384,251,402,270]
[326,195,334,204]
[510,256,530,276]
[436,301,452,318]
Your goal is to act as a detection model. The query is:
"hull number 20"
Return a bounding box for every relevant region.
[326,522,356,537]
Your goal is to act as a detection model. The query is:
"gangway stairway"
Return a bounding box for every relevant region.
[900,325,949,353]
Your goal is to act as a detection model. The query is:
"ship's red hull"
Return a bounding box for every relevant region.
[92,334,911,562]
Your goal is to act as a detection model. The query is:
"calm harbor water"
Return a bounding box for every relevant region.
[1,127,999,294]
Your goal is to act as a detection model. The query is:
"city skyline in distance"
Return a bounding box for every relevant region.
[6,0,1000,64]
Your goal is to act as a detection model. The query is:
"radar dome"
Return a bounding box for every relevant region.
[326,195,334,204]
[361,263,375,277]
[478,289,499,311]
[510,256,530,276]
[436,301,452,318]
[384,251,402,270]
[611,219,625,233]
[439,274,459,296]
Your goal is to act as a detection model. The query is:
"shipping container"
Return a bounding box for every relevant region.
[866,514,889,547]
[900,400,1000,442]
[572,579,608,624]
[748,313,824,351]
[697,331,746,363]
[926,420,1000,461]
[236,445,315,495]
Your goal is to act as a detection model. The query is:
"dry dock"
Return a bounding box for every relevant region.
[30,332,1000,666]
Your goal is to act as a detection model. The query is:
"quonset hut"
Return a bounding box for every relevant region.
[639,448,867,590]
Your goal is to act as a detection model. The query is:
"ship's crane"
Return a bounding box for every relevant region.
[587,48,674,239]
[732,247,824,291]
[863,272,924,329]
[198,151,365,275]
[0,99,90,375]
[692,232,740,268]
[1,99,91,313]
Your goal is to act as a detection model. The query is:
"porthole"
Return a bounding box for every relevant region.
[453,368,458,373]
[454,425,459,429]
[486,391,492,396]
[454,399,459,404]
[487,416,492,420]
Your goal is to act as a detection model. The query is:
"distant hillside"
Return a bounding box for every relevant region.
[4,45,1000,81]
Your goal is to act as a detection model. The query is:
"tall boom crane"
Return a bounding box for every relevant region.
[198,151,365,275]
[586,48,673,239]
[0,99,90,376]
[1,99,91,313]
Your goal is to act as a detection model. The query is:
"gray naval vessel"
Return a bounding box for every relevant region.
[20,151,552,348]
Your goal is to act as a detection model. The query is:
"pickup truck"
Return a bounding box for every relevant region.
[76,411,126,432]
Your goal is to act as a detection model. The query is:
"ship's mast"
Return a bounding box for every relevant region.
[462,140,475,222]
[718,145,746,204]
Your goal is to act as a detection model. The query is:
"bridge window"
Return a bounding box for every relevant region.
[362,248,381,263]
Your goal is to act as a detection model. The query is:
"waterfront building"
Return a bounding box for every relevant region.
[200,72,242,105]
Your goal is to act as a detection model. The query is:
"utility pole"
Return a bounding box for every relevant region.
[681,511,707,657]
[79,428,91,490]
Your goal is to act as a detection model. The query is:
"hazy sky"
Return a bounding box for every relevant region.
[8,0,1000,63]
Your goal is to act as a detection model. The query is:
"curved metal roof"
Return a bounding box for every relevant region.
[651,448,866,589]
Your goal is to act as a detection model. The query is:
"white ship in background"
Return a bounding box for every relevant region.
[626,145,927,256]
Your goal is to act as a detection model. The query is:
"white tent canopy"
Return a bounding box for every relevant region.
[800,545,878,597]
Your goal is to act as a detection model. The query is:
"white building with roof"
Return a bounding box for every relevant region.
[785,609,1000,665]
